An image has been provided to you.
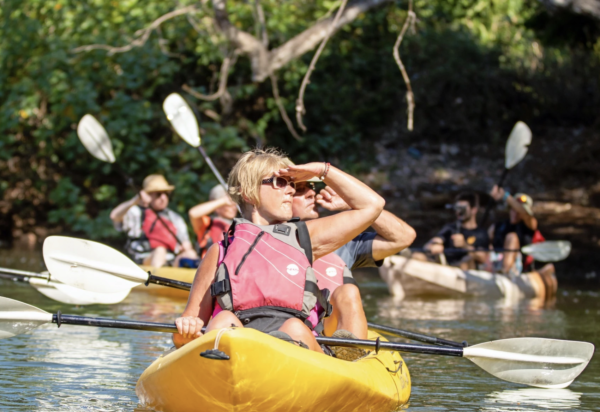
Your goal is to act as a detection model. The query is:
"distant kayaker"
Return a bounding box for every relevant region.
[487,186,557,295]
[109,174,198,268]
[291,179,415,360]
[188,184,238,258]
[415,192,489,270]
[173,148,386,354]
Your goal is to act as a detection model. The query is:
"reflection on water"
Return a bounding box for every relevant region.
[483,388,582,411]
[0,255,599,411]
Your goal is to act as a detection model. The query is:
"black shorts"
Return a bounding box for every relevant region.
[237,310,297,334]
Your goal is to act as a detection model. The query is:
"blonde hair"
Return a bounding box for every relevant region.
[227,148,293,208]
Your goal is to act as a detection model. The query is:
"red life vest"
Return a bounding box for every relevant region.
[312,252,356,293]
[210,219,324,325]
[141,208,179,252]
[524,230,545,269]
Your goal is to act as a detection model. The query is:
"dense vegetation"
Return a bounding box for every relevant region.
[1,0,599,246]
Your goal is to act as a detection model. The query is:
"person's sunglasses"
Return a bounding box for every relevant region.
[261,176,296,190]
[293,182,316,196]
[151,191,171,198]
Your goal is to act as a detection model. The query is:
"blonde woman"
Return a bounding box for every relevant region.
[173,148,384,352]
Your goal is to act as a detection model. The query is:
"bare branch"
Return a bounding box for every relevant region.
[265,0,393,80]
[182,53,236,101]
[72,5,197,55]
[270,73,302,141]
[295,0,349,132]
[393,0,416,131]
[254,0,269,47]
[212,0,269,81]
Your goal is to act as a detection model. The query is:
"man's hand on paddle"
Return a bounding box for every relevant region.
[490,185,505,202]
[316,186,351,212]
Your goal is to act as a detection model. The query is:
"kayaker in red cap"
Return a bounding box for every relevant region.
[173,148,386,354]
[109,174,198,268]
[291,178,415,360]
[188,184,238,258]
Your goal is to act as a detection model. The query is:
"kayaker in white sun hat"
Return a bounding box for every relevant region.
[291,177,415,360]
[173,148,385,354]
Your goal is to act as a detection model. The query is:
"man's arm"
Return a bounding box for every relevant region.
[490,185,537,230]
[110,190,150,224]
[370,210,416,261]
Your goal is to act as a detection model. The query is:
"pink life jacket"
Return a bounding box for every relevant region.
[210,218,324,326]
[141,208,179,252]
[312,252,356,293]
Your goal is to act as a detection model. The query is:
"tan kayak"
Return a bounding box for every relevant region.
[379,255,557,300]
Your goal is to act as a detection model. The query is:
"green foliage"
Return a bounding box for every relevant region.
[0,0,599,244]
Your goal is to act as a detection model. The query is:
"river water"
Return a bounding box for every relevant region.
[0,250,598,411]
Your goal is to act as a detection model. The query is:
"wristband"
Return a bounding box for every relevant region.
[502,190,510,203]
[321,162,331,180]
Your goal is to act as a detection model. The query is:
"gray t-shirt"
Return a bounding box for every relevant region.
[334,232,383,270]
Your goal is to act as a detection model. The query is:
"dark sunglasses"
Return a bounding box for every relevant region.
[293,182,316,196]
[150,191,171,198]
[261,176,296,190]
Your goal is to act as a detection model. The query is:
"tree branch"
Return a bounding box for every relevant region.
[264,0,393,81]
[295,0,349,132]
[392,0,416,131]
[182,53,236,101]
[270,74,302,141]
[254,0,269,47]
[71,5,198,55]
[212,0,269,81]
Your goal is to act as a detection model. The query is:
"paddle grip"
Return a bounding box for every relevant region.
[480,168,509,227]
[52,313,180,333]
[148,275,192,291]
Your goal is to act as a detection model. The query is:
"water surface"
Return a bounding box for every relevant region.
[0,251,598,411]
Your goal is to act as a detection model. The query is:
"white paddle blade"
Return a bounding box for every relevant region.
[505,121,532,169]
[522,241,572,262]
[0,297,52,339]
[29,277,130,305]
[77,114,116,163]
[163,93,201,147]
[464,338,594,389]
[43,236,149,294]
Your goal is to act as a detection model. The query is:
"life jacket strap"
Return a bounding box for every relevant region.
[210,279,231,297]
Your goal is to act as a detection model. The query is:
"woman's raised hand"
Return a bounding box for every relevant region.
[175,316,204,340]
[276,163,325,182]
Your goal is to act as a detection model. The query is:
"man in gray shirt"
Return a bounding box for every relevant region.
[110,175,198,267]
[292,179,415,359]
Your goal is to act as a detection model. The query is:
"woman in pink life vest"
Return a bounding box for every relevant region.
[173,148,386,353]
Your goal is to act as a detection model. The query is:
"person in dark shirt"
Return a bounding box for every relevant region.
[488,186,541,273]
[415,192,490,270]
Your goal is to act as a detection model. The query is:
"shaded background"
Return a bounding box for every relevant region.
[1,0,599,283]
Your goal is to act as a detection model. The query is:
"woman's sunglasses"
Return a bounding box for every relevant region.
[261,176,296,190]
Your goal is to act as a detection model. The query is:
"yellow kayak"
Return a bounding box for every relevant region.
[135,266,196,299]
[136,328,411,412]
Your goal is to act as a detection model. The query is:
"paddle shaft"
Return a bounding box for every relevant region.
[480,168,509,227]
[196,146,242,215]
[48,312,465,356]
[367,322,467,348]
[142,276,467,349]
[0,268,48,282]
[413,247,522,254]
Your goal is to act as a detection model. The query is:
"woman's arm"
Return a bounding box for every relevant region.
[277,163,385,261]
[172,244,219,348]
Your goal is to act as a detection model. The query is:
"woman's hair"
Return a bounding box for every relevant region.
[227,148,292,208]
